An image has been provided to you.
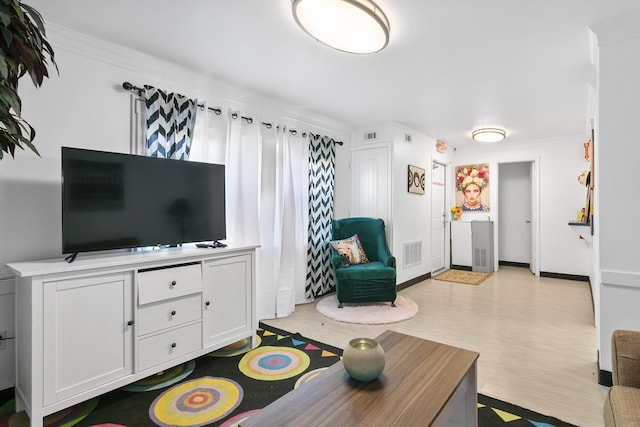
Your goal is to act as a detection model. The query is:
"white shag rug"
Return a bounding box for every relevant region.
[316,294,418,324]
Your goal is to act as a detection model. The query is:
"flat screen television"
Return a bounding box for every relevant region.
[62,147,226,255]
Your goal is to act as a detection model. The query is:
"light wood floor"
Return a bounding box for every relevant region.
[262,266,609,427]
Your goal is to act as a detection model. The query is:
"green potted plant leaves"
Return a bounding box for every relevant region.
[0,0,57,159]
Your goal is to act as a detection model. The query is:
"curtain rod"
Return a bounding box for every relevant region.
[122,82,222,116]
[121,81,343,145]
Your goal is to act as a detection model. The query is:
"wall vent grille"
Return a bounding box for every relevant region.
[473,248,488,268]
[403,241,422,268]
[364,130,378,141]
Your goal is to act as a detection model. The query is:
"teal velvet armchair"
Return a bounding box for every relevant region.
[331,217,396,308]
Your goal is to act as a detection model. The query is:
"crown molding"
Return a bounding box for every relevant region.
[44,23,351,137]
[455,132,587,155]
[590,14,640,46]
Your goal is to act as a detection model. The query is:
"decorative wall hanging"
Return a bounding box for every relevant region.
[583,139,591,162]
[408,165,425,195]
[436,139,447,153]
[455,163,490,211]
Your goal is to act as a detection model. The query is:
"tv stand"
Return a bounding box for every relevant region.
[6,244,258,427]
[196,241,227,249]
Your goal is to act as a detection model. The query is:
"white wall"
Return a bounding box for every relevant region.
[454,138,592,276]
[346,122,590,282]
[349,122,454,284]
[0,25,350,388]
[591,16,640,373]
[0,24,351,275]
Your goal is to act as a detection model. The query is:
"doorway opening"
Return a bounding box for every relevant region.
[497,160,538,275]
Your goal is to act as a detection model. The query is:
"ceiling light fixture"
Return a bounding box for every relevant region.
[471,128,507,143]
[291,0,390,54]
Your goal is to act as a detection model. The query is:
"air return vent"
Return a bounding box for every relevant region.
[363,130,378,141]
[473,248,488,269]
[403,241,422,268]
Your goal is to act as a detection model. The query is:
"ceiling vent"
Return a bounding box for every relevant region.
[363,130,378,141]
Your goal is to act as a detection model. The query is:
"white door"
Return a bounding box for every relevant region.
[498,162,532,265]
[431,161,446,272]
[350,145,391,230]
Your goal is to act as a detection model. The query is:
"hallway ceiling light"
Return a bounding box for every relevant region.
[471,128,507,143]
[291,0,390,54]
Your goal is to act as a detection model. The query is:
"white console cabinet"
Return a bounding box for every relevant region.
[7,245,257,427]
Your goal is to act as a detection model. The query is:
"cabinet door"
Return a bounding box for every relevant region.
[451,221,472,267]
[202,254,252,347]
[43,273,133,405]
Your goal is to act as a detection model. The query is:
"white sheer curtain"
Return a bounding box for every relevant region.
[165,103,228,165]
[286,132,312,306]
[261,127,311,317]
[184,108,312,319]
[225,113,260,245]
[252,126,311,318]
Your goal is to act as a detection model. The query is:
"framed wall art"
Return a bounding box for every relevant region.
[455,163,490,211]
[408,165,425,195]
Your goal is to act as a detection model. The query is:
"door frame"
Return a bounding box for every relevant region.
[431,159,448,274]
[496,157,540,276]
[349,142,393,244]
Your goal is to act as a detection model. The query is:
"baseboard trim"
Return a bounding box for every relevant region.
[499,261,530,268]
[599,369,613,387]
[539,271,590,282]
[397,273,430,291]
[451,265,472,271]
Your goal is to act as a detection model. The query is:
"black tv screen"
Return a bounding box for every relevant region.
[62,147,226,254]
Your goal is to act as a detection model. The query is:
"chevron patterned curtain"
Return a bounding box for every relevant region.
[144,85,197,159]
[306,133,336,298]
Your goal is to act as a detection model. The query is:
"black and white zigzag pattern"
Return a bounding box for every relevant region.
[144,85,196,160]
[306,133,336,298]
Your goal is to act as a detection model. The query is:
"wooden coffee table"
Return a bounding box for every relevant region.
[241,330,479,426]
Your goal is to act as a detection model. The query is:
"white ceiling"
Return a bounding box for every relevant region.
[26,0,640,148]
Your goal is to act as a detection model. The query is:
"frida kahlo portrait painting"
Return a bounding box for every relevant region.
[455,163,490,211]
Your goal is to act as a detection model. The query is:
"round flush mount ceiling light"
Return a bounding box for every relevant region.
[471,128,507,143]
[291,0,390,54]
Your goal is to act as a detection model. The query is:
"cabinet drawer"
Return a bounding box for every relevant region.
[138,294,202,336]
[138,322,202,371]
[138,264,202,304]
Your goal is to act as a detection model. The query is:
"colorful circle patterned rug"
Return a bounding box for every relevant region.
[294,367,329,389]
[122,360,196,392]
[218,409,260,427]
[238,346,310,381]
[0,397,98,427]
[149,376,243,427]
[208,336,259,358]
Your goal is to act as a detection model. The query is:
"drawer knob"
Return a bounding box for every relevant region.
[171,342,177,348]
[170,280,177,287]
[205,301,211,306]
[171,310,176,316]
[127,320,134,326]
